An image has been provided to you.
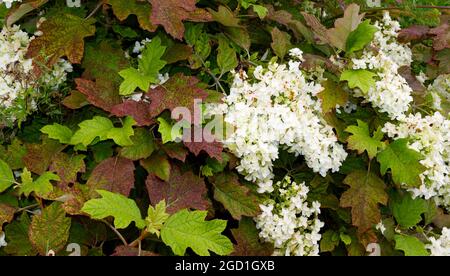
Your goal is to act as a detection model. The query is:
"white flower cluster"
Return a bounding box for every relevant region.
[0,24,72,124]
[426,227,450,256]
[0,0,21,8]
[0,231,6,248]
[383,112,450,209]
[211,49,347,192]
[351,12,413,120]
[255,176,324,256]
[428,74,450,112]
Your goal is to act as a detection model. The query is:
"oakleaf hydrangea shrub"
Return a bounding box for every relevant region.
[0,0,448,257]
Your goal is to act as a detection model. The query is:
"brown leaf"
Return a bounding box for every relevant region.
[147,73,209,119]
[111,100,155,126]
[26,13,95,76]
[398,25,430,43]
[75,78,122,112]
[340,170,388,236]
[0,204,16,232]
[106,0,157,32]
[49,153,86,188]
[160,142,188,162]
[62,90,89,110]
[231,217,273,256]
[23,137,66,175]
[86,157,135,197]
[145,165,210,214]
[301,12,329,44]
[150,0,212,40]
[210,173,261,220]
[398,66,426,92]
[326,4,364,50]
[430,21,450,51]
[183,128,223,160]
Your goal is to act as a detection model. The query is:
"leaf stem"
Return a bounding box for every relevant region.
[102,220,128,246]
[85,1,103,20]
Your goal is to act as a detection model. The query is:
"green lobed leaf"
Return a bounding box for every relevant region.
[392,193,428,228]
[41,123,73,144]
[145,200,170,237]
[81,190,146,229]
[340,69,377,94]
[161,209,233,256]
[119,37,167,95]
[346,20,378,54]
[345,120,384,159]
[394,235,429,256]
[0,159,14,193]
[377,139,426,187]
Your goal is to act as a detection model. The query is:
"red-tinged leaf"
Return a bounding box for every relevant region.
[111,100,155,126]
[398,66,426,92]
[183,128,223,160]
[49,153,85,188]
[265,5,312,41]
[340,171,388,236]
[210,173,261,220]
[231,217,273,256]
[82,41,129,86]
[145,165,210,214]
[26,13,96,76]
[150,0,212,40]
[111,245,159,256]
[86,157,135,197]
[301,12,329,44]
[147,73,208,119]
[398,25,430,43]
[430,22,450,51]
[28,202,71,255]
[160,142,188,162]
[163,44,193,64]
[106,0,157,32]
[23,138,66,175]
[60,184,88,216]
[75,78,122,112]
[62,90,89,110]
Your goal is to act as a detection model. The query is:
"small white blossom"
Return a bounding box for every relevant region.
[0,232,6,248]
[0,24,71,125]
[427,228,450,256]
[350,12,413,120]
[0,0,21,8]
[383,112,450,210]
[209,49,347,192]
[376,221,386,235]
[255,176,324,256]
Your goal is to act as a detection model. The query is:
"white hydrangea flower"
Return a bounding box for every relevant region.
[0,231,6,248]
[132,38,152,57]
[0,0,21,8]
[209,49,347,192]
[375,221,386,235]
[255,176,324,256]
[383,112,450,209]
[0,24,71,125]
[427,227,450,256]
[350,12,413,120]
[428,74,450,112]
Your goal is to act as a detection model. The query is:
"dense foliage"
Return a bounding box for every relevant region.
[0,0,449,256]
